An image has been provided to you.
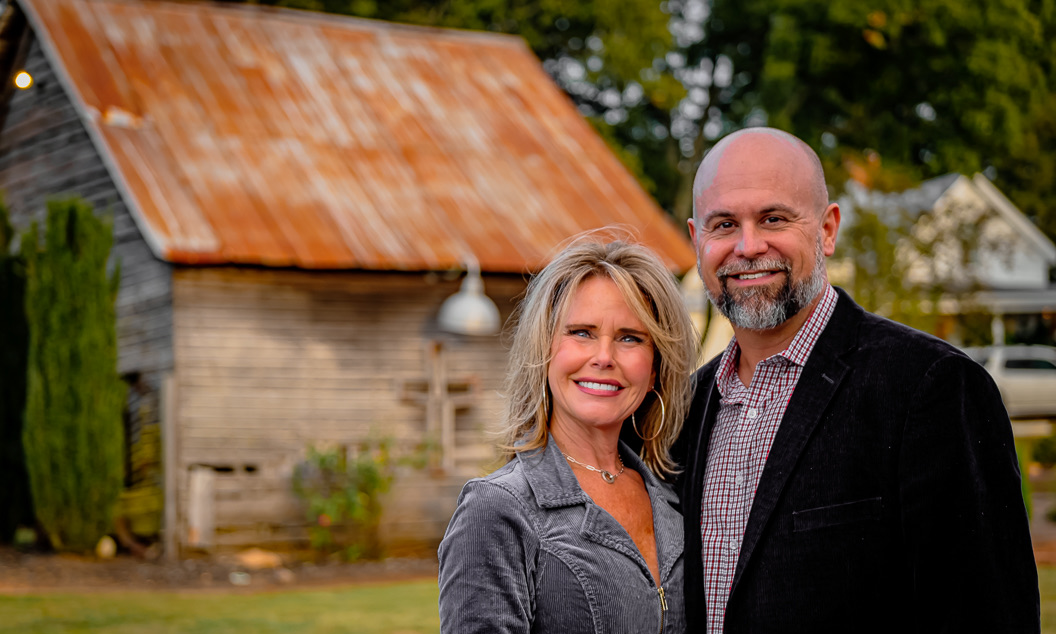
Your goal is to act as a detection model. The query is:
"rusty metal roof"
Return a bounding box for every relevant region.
[18,0,695,273]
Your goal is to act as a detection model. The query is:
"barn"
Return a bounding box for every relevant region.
[0,0,695,555]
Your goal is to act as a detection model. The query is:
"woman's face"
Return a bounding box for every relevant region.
[547,275,656,435]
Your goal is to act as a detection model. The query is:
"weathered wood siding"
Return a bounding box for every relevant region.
[0,31,173,504]
[171,267,525,552]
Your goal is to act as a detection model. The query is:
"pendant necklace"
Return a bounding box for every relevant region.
[563,452,625,484]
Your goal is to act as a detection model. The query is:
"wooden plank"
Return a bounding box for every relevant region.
[169,268,523,548]
[161,374,179,561]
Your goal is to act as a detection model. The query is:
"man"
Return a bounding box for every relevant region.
[677,127,1039,632]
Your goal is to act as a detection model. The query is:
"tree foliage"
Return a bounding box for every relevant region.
[0,194,33,542]
[21,198,125,552]
[697,0,1056,233]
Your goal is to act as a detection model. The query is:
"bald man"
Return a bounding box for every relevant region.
[674,128,1039,632]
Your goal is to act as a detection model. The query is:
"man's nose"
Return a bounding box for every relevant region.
[735,225,768,259]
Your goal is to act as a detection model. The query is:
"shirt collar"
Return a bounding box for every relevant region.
[714,285,839,389]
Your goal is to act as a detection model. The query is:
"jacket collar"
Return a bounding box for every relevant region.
[517,433,684,581]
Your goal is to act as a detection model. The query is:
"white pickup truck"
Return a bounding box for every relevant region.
[962,345,1056,420]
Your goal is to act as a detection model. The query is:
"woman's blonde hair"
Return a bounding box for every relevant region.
[499,235,698,475]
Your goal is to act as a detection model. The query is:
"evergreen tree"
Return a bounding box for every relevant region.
[21,197,125,552]
[0,194,33,542]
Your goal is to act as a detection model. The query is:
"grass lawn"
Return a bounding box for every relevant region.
[0,579,440,634]
[4,570,1056,632]
[1042,566,1056,631]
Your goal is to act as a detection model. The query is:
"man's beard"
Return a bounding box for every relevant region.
[703,239,827,331]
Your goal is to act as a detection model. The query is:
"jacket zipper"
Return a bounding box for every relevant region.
[657,586,668,633]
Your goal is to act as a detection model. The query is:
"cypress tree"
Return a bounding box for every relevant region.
[21,197,125,552]
[0,195,33,542]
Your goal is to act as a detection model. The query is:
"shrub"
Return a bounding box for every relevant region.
[1033,433,1056,469]
[21,197,125,552]
[292,439,396,561]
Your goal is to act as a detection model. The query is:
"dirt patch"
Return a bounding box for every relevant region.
[0,546,438,594]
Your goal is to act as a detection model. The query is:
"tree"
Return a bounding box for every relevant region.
[21,198,125,552]
[696,0,1056,232]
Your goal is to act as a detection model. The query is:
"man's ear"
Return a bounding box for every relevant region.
[687,217,698,247]
[820,203,840,256]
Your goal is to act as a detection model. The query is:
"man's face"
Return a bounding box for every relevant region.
[687,134,839,331]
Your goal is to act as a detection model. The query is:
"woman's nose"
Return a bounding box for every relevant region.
[591,338,614,367]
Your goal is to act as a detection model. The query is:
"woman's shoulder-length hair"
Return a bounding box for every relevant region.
[498,234,698,476]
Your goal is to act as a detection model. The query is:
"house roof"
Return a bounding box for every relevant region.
[842,172,1056,262]
[16,0,695,273]
[967,173,1056,264]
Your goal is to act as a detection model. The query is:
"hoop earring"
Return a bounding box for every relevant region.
[632,389,665,442]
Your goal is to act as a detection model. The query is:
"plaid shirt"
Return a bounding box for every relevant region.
[700,286,837,633]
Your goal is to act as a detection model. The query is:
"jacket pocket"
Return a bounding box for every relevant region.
[792,496,883,532]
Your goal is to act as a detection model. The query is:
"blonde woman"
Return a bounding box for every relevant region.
[439,238,697,633]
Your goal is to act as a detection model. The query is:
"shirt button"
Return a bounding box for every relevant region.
[746,407,758,419]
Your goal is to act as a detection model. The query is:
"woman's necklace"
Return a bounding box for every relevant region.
[562,453,625,484]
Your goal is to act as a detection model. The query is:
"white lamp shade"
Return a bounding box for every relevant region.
[437,271,501,335]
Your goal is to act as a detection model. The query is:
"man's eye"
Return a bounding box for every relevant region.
[763,216,784,224]
[712,221,735,231]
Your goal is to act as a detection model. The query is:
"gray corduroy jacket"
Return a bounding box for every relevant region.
[438,437,685,634]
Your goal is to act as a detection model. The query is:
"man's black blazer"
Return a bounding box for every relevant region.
[673,288,1040,632]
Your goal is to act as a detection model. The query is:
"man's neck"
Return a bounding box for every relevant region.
[732,291,825,386]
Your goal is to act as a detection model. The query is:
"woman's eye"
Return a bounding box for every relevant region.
[619,334,644,344]
[568,329,591,338]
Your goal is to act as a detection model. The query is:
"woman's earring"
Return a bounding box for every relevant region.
[632,389,665,442]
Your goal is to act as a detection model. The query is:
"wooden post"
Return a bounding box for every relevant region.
[160,373,179,562]
[427,340,456,472]
[426,341,443,469]
[186,465,215,550]
[438,344,456,472]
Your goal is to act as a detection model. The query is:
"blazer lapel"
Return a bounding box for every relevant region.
[731,290,862,590]
[679,362,723,630]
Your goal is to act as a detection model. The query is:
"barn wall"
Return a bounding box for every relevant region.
[0,30,173,531]
[171,267,526,553]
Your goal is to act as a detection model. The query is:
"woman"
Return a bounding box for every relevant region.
[438,238,697,633]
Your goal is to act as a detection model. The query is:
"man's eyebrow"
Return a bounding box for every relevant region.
[701,203,800,223]
[762,203,799,215]
[700,209,734,223]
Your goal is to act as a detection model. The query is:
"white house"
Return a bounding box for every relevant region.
[841,173,1056,345]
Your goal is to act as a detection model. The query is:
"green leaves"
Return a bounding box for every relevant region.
[291,439,395,560]
[20,197,125,552]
